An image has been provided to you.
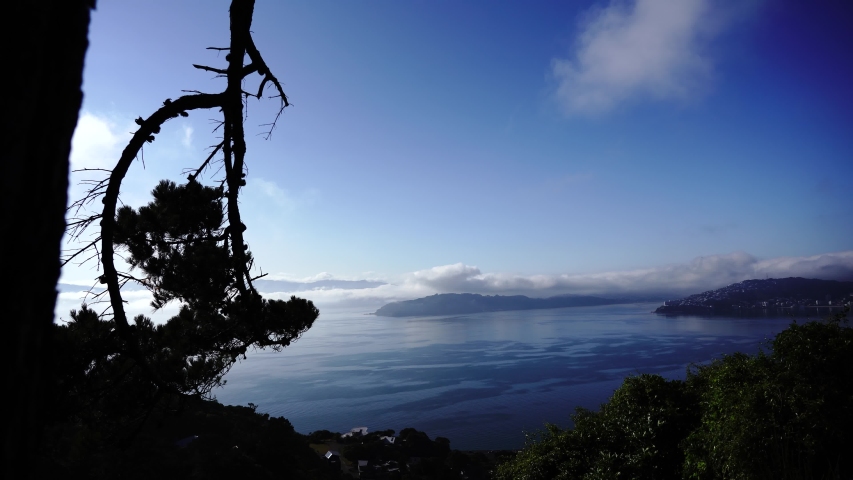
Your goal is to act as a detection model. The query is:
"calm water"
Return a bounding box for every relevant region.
[216,302,798,450]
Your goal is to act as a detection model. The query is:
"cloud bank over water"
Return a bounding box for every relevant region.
[263,251,853,310]
[56,251,853,319]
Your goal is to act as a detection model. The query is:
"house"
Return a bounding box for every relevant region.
[324,450,341,468]
[341,426,369,439]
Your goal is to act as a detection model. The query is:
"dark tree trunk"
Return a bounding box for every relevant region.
[3,1,93,477]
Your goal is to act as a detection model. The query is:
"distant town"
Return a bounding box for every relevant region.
[654,277,853,315]
[310,426,501,479]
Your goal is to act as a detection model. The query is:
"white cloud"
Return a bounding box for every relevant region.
[752,252,853,281]
[246,177,319,213]
[410,263,483,289]
[553,0,717,115]
[300,272,336,282]
[70,112,132,170]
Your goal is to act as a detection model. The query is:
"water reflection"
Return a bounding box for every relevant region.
[217,303,793,449]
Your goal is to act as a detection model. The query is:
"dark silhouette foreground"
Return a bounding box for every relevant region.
[4,2,94,478]
[13,1,320,477]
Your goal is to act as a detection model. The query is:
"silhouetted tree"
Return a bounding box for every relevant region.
[4,1,94,478]
[56,0,317,441]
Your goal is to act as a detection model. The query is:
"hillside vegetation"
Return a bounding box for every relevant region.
[495,309,852,480]
[375,293,621,317]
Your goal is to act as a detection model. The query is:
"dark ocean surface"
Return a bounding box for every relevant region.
[216,302,805,450]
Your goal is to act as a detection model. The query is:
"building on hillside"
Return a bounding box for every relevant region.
[341,426,369,438]
[324,450,341,468]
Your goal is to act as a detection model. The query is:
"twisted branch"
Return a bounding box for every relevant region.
[63,0,293,397]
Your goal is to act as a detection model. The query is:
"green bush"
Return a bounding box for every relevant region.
[683,312,853,479]
[496,374,698,480]
[497,310,852,480]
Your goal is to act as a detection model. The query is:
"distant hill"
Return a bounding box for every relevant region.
[374,293,623,317]
[654,277,853,315]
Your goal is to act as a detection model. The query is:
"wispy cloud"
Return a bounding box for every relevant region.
[181,124,193,148]
[553,0,720,115]
[250,177,297,210]
[247,177,318,212]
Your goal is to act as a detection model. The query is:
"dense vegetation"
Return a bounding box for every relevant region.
[495,309,852,480]
[40,304,328,479]
[39,393,337,479]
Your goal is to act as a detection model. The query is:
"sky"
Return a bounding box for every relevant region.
[60,0,853,318]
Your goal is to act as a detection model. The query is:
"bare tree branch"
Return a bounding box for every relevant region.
[186,141,224,182]
[245,35,289,107]
[61,237,101,267]
[192,64,227,75]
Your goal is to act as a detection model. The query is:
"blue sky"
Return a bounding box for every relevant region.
[61,0,853,315]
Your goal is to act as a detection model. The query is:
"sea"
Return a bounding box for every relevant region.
[215,302,812,450]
